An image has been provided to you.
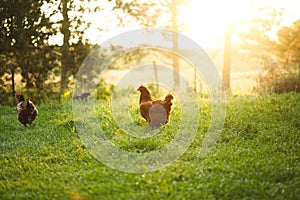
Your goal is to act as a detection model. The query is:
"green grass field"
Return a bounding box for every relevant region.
[0,93,299,199]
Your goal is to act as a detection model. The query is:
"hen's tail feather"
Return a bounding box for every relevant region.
[164,93,174,102]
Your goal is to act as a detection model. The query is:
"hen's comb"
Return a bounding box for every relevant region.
[16,91,21,97]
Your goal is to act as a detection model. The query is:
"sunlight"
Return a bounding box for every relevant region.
[180,0,300,47]
[180,0,251,47]
[46,0,300,48]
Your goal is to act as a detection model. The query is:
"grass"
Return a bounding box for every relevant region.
[0,93,299,199]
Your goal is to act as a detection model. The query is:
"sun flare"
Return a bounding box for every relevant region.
[47,0,300,48]
[180,0,300,47]
[179,0,252,47]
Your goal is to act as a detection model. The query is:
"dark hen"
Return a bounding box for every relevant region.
[16,93,38,127]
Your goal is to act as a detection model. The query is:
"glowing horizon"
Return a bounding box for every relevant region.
[181,0,300,48]
[48,0,300,48]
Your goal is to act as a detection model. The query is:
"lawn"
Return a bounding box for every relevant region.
[0,93,299,199]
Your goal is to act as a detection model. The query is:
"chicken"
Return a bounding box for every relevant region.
[80,92,90,101]
[16,92,38,127]
[137,85,174,128]
[73,92,90,101]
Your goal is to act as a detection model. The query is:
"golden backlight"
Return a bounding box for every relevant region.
[180,0,251,47]
[180,0,300,47]
[48,0,300,48]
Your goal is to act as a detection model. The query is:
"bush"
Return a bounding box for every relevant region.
[257,65,300,94]
[0,82,61,106]
[0,91,15,106]
[95,79,114,101]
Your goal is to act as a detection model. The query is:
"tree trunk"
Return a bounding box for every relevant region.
[222,23,231,90]
[60,0,71,96]
[153,61,159,94]
[11,68,15,105]
[171,0,180,89]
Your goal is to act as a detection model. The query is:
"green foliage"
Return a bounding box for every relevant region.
[241,17,300,94]
[0,0,54,86]
[258,67,300,94]
[112,0,161,27]
[239,7,282,60]
[0,94,299,199]
[144,83,167,99]
[276,20,300,65]
[95,79,115,101]
[1,0,162,100]
[0,91,14,106]
[256,20,300,94]
[96,96,182,153]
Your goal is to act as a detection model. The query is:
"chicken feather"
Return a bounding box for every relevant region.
[137,85,173,128]
[16,93,38,127]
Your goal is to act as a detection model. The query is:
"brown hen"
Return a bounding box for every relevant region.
[137,85,174,128]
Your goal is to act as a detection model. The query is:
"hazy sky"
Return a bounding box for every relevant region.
[182,0,300,47]
[48,0,300,48]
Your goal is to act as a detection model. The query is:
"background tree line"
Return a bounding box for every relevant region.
[1,0,300,106]
[0,0,162,105]
[238,7,300,93]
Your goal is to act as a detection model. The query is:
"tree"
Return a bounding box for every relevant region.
[0,0,54,104]
[222,23,232,90]
[171,0,180,88]
[239,8,300,93]
[0,55,18,105]
[50,0,162,96]
[60,0,71,94]
[238,7,283,65]
[112,0,160,27]
[276,20,300,67]
[156,0,190,88]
